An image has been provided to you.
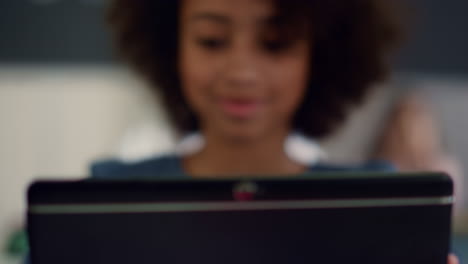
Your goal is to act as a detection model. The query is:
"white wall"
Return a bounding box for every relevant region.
[0,66,173,261]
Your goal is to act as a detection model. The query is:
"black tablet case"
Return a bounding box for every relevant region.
[27,173,453,264]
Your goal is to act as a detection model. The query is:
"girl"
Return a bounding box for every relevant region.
[93,0,400,178]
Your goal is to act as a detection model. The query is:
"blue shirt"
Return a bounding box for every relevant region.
[90,155,395,179]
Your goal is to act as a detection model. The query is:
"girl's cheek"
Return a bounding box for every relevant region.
[268,58,309,108]
[184,47,225,81]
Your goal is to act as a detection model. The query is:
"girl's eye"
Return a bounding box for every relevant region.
[197,38,227,50]
[262,39,291,54]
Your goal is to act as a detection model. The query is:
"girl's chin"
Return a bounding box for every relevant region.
[204,117,282,143]
[217,125,270,143]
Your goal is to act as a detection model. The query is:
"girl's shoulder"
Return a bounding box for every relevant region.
[90,154,185,179]
[309,160,396,172]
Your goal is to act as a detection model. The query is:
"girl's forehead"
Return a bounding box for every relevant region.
[181,0,276,22]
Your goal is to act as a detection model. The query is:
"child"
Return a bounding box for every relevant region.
[93,0,401,178]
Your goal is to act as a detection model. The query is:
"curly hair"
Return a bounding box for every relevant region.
[107,0,401,139]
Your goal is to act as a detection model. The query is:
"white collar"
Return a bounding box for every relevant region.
[174,132,326,166]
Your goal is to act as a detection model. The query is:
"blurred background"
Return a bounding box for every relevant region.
[0,0,467,263]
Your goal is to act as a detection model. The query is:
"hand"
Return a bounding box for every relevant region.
[448,254,459,264]
[375,94,465,211]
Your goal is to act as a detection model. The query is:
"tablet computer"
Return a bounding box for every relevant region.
[27,172,453,264]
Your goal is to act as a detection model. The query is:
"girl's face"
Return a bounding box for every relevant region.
[179,0,311,142]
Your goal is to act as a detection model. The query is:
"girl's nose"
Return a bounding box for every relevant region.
[224,39,260,90]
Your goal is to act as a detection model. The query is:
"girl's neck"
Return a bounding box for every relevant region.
[182,130,307,178]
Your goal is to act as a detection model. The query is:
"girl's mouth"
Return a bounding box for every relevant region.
[219,98,263,119]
